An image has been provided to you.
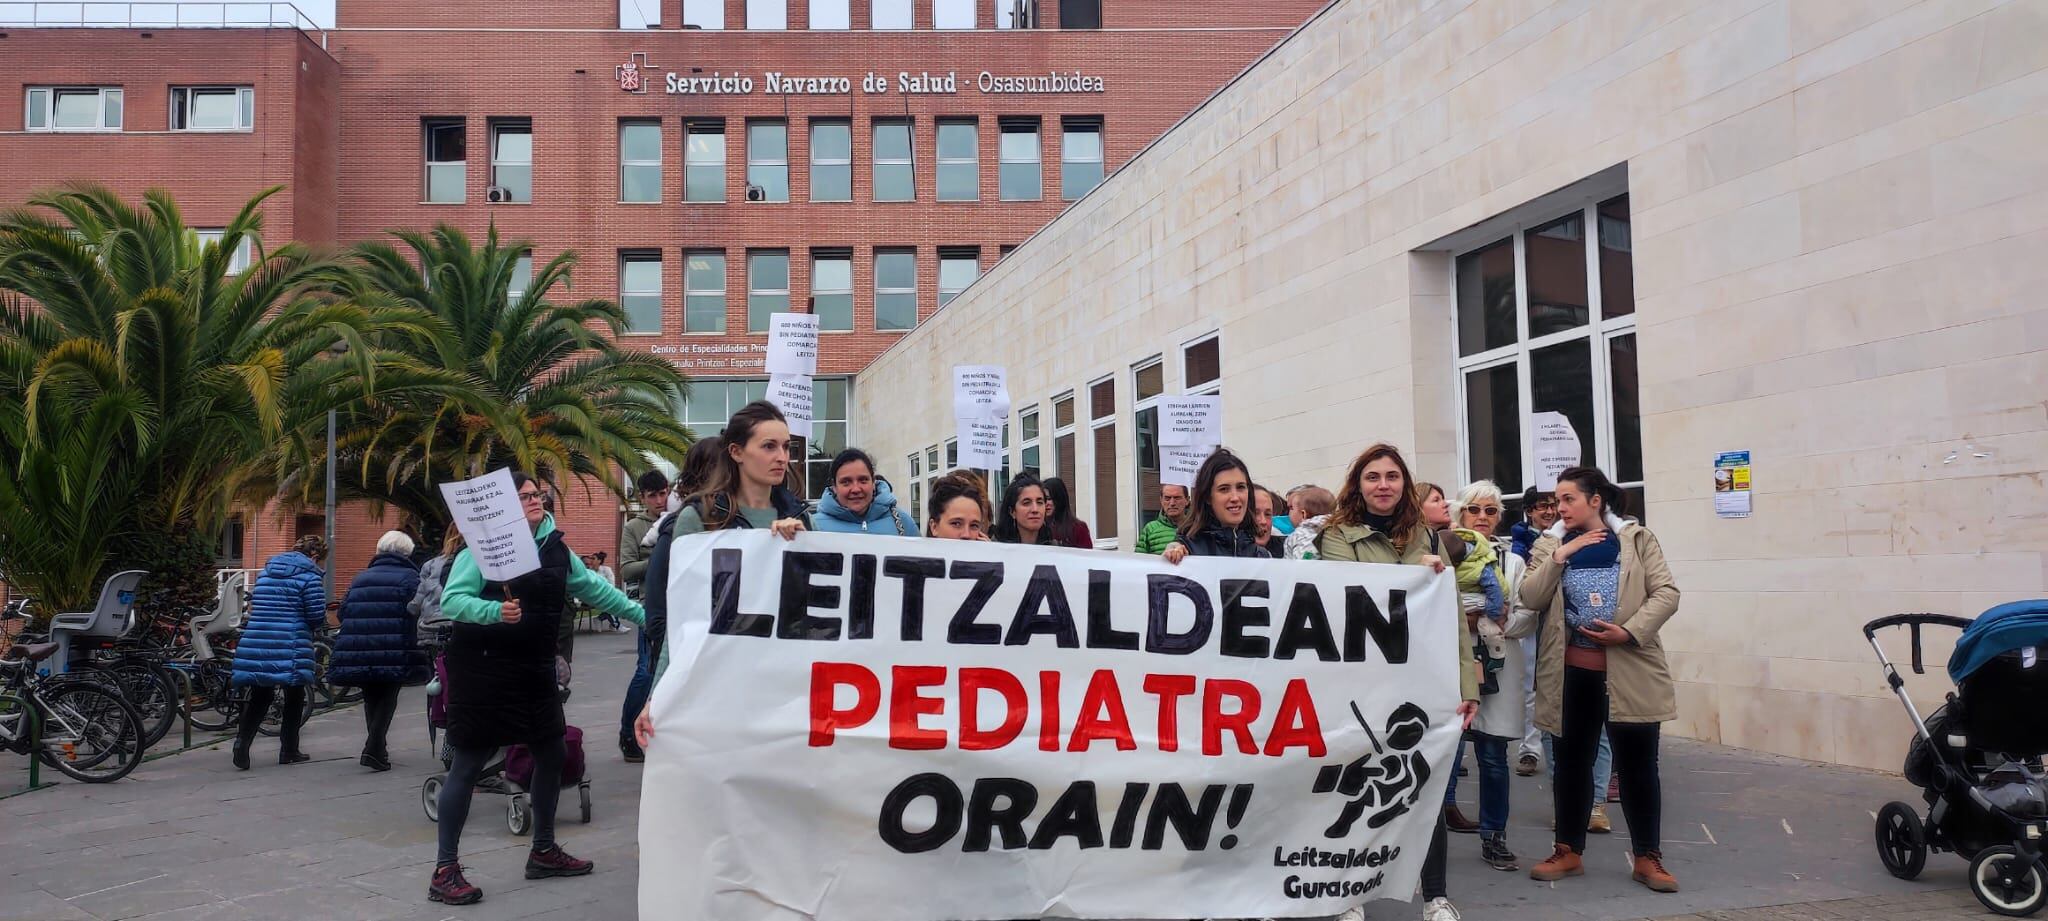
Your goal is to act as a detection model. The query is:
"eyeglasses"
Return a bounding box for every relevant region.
[518,490,546,503]
[1468,505,1502,516]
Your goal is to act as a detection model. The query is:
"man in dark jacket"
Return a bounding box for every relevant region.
[1510,486,1557,562]
[619,470,669,599]
[328,531,430,772]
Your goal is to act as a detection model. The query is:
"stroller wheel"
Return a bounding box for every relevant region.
[422,775,443,823]
[1875,801,1928,880]
[580,781,593,824]
[508,794,533,837]
[1970,845,2047,916]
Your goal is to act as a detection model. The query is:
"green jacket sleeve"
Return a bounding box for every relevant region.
[1134,518,1174,555]
[619,517,654,587]
[1456,597,1480,703]
[568,552,645,626]
[438,549,504,625]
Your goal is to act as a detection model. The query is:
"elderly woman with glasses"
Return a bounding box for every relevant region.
[1451,480,1538,871]
[426,472,645,907]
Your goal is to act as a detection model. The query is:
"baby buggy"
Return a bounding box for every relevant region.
[419,650,593,836]
[1865,601,2048,916]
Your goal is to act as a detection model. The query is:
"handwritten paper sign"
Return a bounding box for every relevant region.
[952,365,1011,424]
[1160,395,1222,448]
[956,416,1004,469]
[1161,444,1214,489]
[765,313,820,377]
[768,374,815,439]
[1529,412,1581,492]
[438,468,541,582]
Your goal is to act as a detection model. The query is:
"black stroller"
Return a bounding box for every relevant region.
[1866,601,2048,916]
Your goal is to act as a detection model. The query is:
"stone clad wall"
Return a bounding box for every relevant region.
[854,0,2048,769]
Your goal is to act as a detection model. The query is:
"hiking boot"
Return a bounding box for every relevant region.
[1443,804,1479,834]
[1632,850,1679,892]
[1421,897,1462,921]
[428,864,482,905]
[1588,804,1612,834]
[1529,844,1584,881]
[1479,832,1518,871]
[525,844,595,879]
[620,736,645,764]
[1515,753,1540,776]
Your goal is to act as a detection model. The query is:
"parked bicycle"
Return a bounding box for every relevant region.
[1,619,146,783]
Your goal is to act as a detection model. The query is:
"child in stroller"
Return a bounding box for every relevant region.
[1866,600,2048,917]
[420,648,593,835]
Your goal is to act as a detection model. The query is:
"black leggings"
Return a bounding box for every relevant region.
[1420,812,1448,900]
[1555,665,1663,856]
[358,683,402,759]
[437,738,565,866]
[235,685,305,755]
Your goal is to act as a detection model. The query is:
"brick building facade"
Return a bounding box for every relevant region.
[1,0,1321,590]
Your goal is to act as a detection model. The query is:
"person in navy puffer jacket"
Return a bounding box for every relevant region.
[328,531,431,772]
[230,534,330,770]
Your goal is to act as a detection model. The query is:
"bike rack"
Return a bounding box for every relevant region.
[2,701,51,798]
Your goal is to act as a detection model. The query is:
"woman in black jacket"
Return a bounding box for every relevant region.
[1163,448,1269,562]
[327,531,432,772]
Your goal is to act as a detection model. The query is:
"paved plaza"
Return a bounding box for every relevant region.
[0,631,1993,920]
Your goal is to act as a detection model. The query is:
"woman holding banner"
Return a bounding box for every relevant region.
[993,472,1063,546]
[1321,444,1477,921]
[925,469,993,540]
[1160,448,1268,562]
[430,472,646,906]
[1520,466,1682,894]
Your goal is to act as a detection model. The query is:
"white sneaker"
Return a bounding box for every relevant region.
[1337,907,1368,921]
[1421,897,1462,921]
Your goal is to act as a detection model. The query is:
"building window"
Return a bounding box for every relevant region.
[998,118,1041,201]
[683,0,725,28]
[1060,0,1100,28]
[685,251,727,333]
[1456,193,1642,514]
[170,86,253,131]
[685,121,726,202]
[1088,376,1118,545]
[873,119,914,202]
[909,451,923,523]
[489,119,532,203]
[747,0,787,29]
[508,253,533,304]
[936,118,979,202]
[809,119,852,202]
[685,377,843,501]
[811,250,853,331]
[946,439,960,468]
[874,248,917,331]
[620,119,662,203]
[996,0,1035,28]
[1132,358,1163,524]
[683,380,768,439]
[25,86,122,132]
[938,248,979,306]
[747,250,790,333]
[935,0,975,28]
[1018,406,1040,478]
[809,0,849,28]
[422,118,466,203]
[747,120,789,202]
[1183,334,1220,395]
[619,252,663,334]
[192,229,253,275]
[1051,392,1076,500]
[871,0,911,28]
[1060,118,1103,200]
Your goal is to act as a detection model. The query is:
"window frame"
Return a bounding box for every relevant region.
[873,247,918,331]
[747,0,787,29]
[810,249,854,332]
[747,249,792,334]
[682,0,726,28]
[1182,331,1221,396]
[1017,404,1041,480]
[997,118,1043,202]
[1050,391,1077,494]
[936,118,980,202]
[169,86,254,132]
[872,118,915,203]
[25,86,123,133]
[1059,116,1104,200]
[421,117,467,204]
[1086,373,1118,548]
[808,118,853,203]
[191,228,254,275]
[619,118,663,203]
[870,0,912,28]
[508,253,533,304]
[937,247,980,306]
[809,0,850,29]
[747,119,790,203]
[684,250,728,334]
[488,118,533,204]
[1130,356,1164,530]
[618,250,665,336]
[934,0,976,29]
[684,120,727,203]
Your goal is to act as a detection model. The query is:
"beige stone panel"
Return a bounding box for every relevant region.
[1762,657,1893,700]
[1834,693,1916,773]
[1717,685,1838,764]
[1797,149,1934,254]
[1791,2,1993,153]
[1930,114,2048,214]
[1788,0,1925,57]
[1673,550,2042,595]
[1976,0,2048,89]
[1670,680,1723,742]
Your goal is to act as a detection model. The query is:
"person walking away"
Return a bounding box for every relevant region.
[1521,466,1682,894]
[619,436,724,763]
[429,472,646,906]
[619,470,669,599]
[228,535,329,770]
[925,470,993,540]
[1040,476,1093,548]
[814,448,918,535]
[992,473,1062,546]
[1451,482,1536,871]
[1319,445,1476,921]
[1134,483,1190,554]
[328,531,431,772]
[1159,450,1267,562]
[1281,485,1336,560]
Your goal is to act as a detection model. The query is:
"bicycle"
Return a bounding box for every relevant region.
[1,640,146,783]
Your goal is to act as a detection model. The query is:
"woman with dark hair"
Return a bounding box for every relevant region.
[1521,465,1681,894]
[1322,444,1476,921]
[431,472,645,905]
[925,469,993,540]
[1161,448,1267,562]
[1039,476,1093,548]
[229,533,330,770]
[815,447,917,536]
[618,435,725,763]
[992,472,1060,546]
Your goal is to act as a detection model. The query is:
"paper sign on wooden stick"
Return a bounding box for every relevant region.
[1160,395,1222,447]
[1529,411,1581,492]
[438,468,541,582]
[952,365,1010,422]
[956,416,1003,469]
[765,313,819,377]
[767,374,814,438]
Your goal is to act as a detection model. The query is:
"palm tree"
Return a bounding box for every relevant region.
[306,224,693,541]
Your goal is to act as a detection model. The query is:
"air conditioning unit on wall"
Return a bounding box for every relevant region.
[487,185,514,203]
[745,184,767,202]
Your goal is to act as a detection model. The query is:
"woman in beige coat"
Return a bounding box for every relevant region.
[1519,466,1682,894]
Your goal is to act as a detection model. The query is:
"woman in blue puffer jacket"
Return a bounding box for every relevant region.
[230,534,330,770]
[328,531,432,772]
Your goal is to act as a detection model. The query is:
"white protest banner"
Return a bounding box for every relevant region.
[768,373,815,438]
[957,415,1003,469]
[766,313,820,377]
[437,468,540,582]
[642,532,1460,921]
[952,364,1011,423]
[1529,411,1581,492]
[1162,443,1214,489]
[1160,395,1222,448]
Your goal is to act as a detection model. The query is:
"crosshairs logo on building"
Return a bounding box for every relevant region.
[617,53,656,94]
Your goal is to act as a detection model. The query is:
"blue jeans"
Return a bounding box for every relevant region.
[1544,727,1612,805]
[1472,733,1511,834]
[620,631,654,743]
[1444,739,1469,805]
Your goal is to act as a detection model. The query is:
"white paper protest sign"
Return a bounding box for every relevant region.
[956,415,1003,469]
[952,365,1011,422]
[765,313,820,377]
[1162,443,1214,488]
[437,468,540,582]
[1529,412,1581,492]
[767,373,815,438]
[643,532,1459,921]
[1160,395,1222,448]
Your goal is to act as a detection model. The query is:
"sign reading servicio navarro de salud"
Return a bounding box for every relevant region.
[615,52,1105,97]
